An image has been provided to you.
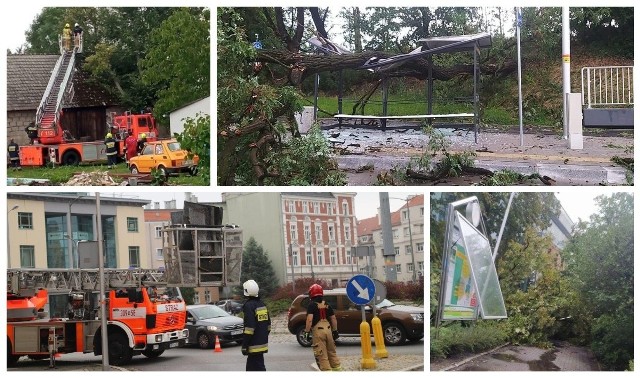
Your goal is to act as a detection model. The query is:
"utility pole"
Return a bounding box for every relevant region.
[96,193,110,370]
[379,193,396,282]
[7,205,19,268]
[405,197,416,282]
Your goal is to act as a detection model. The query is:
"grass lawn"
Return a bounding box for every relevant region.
[7,162,206,186]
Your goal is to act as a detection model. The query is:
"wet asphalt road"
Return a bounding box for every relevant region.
[432,341,600,371]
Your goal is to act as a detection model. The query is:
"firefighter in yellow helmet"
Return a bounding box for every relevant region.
[241,280,271,371]
[304,284,342,371]
[62,23,72,51]
[137,133,147,154]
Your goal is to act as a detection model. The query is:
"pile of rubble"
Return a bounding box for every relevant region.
[63,171,124,186]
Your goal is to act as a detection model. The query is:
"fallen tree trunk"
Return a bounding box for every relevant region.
[255,49,518,84]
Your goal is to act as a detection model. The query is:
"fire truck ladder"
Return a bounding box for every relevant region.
[34,42,78,138]
[7,269,169,296]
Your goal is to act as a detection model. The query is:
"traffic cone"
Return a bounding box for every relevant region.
[214,335,222,353]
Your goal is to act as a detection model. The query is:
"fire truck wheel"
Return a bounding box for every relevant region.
[197,332,212,349]
[108,332,133,366]
[142,349,165,359]
[7,340,19,367]
[62,150,81,165]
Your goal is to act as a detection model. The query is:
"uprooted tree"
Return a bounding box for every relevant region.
[218,7,519,185]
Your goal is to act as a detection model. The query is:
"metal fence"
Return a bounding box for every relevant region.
[581,66,634,108]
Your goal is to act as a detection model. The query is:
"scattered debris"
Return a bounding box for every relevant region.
[63,171,122,186]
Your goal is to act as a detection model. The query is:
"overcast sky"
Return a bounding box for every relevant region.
[107,191,421,220]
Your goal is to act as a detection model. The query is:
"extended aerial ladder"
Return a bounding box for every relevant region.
[34,32,84,145]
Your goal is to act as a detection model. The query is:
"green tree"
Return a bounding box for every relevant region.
[179,287,196,305]
[563,192,634,370]
[177,114,210,184]
[240,237,278,298]
[140,8,210,125]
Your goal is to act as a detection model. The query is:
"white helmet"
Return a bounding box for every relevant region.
[243,280,259,297]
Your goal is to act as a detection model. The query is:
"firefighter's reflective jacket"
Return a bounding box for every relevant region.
[242,297,271,354]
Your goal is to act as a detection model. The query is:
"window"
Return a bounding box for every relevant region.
[328,204,333,216]
[394,247,400,255]
[142,144,153,155]
[342,203,348,215]
[204,290,211,303]
[330,250,337,265]
[344,224,351,241]
[328,225,335,240]
[128,246,140,268]
[314,202,320,214]
[304,225,311,241]
[407,263,414,272]
[418,224,424,234]
[346,249,352,264]
[154,144,164,155]
[292,250,299,266]
[405,245,413,254]
[156,248,163,260]
[127,217,139,232]
[402,210,409,221]
[20,245,35,268]
[306,250,312,265]
[303,201,308,213]
[154,226,162,238]
[420,207,424,216]
[396,264,402,273]
[315,224,322,240]
[288,201,295,213]
[317,250,323,266]
[417,242,424,252]
[418,261,424,272]
[290,224,297,241]
[393,229,398,239]
[18,212,33,229]
[194,292,200,304]
[403,227,410,236]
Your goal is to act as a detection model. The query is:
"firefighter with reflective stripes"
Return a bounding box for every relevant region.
[241,279,271,371]
[304,284,342,371]
[104,133,118,168]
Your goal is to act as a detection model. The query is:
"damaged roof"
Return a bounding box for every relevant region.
[7,54,119,112]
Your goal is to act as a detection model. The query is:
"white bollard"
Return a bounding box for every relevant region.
[567,93,583,150]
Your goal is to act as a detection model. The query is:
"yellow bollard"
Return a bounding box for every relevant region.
[359,321,376,369]
[371,316,388,358]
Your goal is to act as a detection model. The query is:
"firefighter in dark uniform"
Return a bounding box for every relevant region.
[8,139,21,170]
[241,279,270,371]
[25,122,38,144]
[104,133,118,168]
[304,284,342,371]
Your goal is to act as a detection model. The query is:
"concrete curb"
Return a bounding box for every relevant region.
[335,155,629,185]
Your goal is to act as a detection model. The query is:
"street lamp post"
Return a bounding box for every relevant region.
[8,205,20,268]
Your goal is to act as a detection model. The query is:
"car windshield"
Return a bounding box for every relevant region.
[376,299,396,308]
[191,305,230,319]
[167,142,181,152]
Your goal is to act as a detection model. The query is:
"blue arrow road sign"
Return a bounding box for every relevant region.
[346,275,376,305]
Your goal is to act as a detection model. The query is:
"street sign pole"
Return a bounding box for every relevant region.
[346,275,377,369]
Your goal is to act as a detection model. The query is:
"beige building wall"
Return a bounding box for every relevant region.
[115,206,150,268]
[145,221,168,270]
[7,198,47,268]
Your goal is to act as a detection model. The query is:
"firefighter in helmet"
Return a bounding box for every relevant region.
[241,279,271,371]
[104,132,118,168]
[304,284,342,371]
